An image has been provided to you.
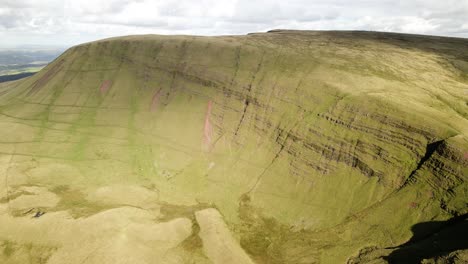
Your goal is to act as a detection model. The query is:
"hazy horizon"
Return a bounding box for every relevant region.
[1,0,467,48]
[2,29,468,50]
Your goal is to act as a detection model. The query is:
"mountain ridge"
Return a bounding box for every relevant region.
[0,30,466,263]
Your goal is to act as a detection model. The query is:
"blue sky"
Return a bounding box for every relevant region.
[0,0,467,47]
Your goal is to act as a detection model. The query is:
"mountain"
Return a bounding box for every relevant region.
[0,30,466,264]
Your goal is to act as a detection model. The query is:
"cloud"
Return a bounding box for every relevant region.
[0,0,467,47]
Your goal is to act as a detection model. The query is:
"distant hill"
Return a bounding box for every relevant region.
[0,48,63,81]
[0,49,63,65]
[0,72,35,83]
[0,31,466,264]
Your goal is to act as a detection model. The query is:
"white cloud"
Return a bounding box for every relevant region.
[0,0,467,47]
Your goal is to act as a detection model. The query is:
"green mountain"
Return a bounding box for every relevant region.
[0,30,466,264]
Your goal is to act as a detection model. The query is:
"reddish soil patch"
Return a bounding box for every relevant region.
[464,151,468,161]
[203,100,213,149]
[27,59,64,96]
[0,90,9,97]
[150,89,162,112]
[100,80,112,94]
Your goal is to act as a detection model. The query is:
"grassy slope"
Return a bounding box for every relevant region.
[0,31,466,263]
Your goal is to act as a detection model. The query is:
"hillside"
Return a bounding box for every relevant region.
[0,30,467,264]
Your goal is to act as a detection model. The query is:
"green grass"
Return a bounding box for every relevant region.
[0,31,466,263]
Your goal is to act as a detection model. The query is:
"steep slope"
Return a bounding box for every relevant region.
[0,30,467,263]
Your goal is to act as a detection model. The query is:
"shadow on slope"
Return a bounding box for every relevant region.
[384,213,468,263]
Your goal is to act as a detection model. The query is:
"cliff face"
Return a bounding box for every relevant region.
[0,31,466,263]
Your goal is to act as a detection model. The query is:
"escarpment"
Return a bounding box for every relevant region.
[0,31,466,263]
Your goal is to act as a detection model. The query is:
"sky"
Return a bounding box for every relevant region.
[1,0,467,48]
